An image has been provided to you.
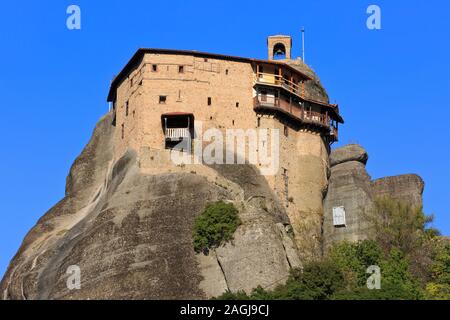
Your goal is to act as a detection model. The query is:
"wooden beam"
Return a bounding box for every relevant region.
[289,96,292,113]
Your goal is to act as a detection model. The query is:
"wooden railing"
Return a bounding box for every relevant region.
[254,96,338,140]
[303,110,328,125]
[255,72,304,97]
[165,128,190,140]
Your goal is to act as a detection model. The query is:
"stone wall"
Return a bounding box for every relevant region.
[113,53,256,159]
[110,51,335,260]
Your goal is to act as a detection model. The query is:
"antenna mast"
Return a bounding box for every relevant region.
[301,27,305,62]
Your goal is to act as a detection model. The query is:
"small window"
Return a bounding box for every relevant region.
[159,96,167,104]
[178,65,184,73]
[132,110,135,118]
[284,125,288,137]
[236,102,239,108]
[125,101,129,116]
[232,120,235,126]
[257,117,261,127]
[207,97,212,106]
[332,206,346,227]
[225,69,229,75]
[121,123,124,139]
[152,64,158,72]
[204,58,208,62]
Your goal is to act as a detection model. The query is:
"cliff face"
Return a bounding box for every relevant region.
[0,112,300,300]
[371,174,424,208]
[323,144,425,251]
[1,123,425,299]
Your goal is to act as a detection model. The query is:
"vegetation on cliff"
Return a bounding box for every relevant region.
[193,201,241,254]
[216,198,449,300]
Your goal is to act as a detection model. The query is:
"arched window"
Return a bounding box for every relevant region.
[273,43,287,60]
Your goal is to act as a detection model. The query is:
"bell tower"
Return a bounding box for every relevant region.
[267,35,292,60]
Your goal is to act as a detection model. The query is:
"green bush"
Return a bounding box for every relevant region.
[213,289,251,300]
[332,282,421,300]
[214,198,447,300]
[216,241,426,300]
[425,242,450,299]
[278,262,345,300]
[329,240,383,288]
[193,201,241,253]
[368,197,436,256]
[215,262,345,300]
[330,241,423,299]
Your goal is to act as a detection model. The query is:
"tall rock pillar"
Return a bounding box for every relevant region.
[322,144,373,252]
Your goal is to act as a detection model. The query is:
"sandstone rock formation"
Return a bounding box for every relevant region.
[323,144,373,251]
[323,144,425,252]
[1,120,425,299]
[0,112,300,300]
[371,174,424,208]
[287,58,329,103]
[329,144,368,167]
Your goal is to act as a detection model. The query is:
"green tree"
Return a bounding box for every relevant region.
[276,262,345,300]
[425,241,450,299]
[379,248,424,299]
[368,198,436,255]
[331,247,423,300]
[366,197,440,284]
[193,201,241,253]
[329,240,383,288]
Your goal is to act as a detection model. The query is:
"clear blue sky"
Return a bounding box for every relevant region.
[0,0,449,278]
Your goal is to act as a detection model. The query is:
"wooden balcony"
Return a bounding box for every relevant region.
[254,96,338,141]
[255,72,304,98]
[329,126,338,141]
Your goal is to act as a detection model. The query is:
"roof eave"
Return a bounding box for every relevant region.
[106,48,312,102]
